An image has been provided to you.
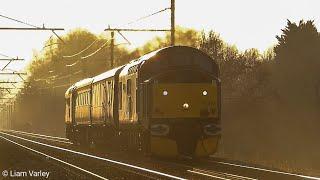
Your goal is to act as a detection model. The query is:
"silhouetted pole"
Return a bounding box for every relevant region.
[110,31,115,68]
[106,0,175,67]
[171,0,175,46]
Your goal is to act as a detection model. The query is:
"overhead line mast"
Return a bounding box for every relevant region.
[105,0,175,68]
[171,0,175,46]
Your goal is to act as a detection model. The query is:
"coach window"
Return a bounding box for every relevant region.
[84,93,86,105]
[85,93,87,105]
[119,82,122,109]
[127,79,132,95]
[108,81,111,105]
[87,93,89,105]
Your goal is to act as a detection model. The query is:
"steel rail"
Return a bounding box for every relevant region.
[0,135,108,180]
[6,129,68,141]
[5,130,72,145]
[187,168,257,180]
[0,131,186,180]
[207,159,320,180]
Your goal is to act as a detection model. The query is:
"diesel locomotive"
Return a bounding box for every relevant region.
[65,46,221,158]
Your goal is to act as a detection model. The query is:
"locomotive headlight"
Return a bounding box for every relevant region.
[183,103,189,109]
[203,124,221,136]
[202,90,208,96]
[163,90,168,96]
[150,124,170,136]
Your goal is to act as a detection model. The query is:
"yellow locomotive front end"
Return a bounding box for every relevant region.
[149,82,221,158]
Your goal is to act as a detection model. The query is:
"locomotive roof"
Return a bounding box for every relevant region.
[93,65,124,83]
[119,46,168,77]
[119,46,219,77]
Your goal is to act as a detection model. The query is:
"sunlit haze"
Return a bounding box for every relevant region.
[1,1,320,178]
[0,0,319,71]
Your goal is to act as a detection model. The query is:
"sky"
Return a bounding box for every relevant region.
[0,0,319,73]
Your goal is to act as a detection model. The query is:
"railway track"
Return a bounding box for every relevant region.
[5,129,71,144]
[1,130,319,180]
[0,130,186,179]
[0,135,108,179]
[205,158,320,180]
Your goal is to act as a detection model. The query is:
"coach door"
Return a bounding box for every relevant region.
[71,92,76,125]
[102,82,108,123]
[127,79,133,120]
[105,81,113,122]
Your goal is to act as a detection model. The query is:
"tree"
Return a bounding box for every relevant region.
[273,20,320,106]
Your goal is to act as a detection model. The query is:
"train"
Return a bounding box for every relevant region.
[65,46,221,158]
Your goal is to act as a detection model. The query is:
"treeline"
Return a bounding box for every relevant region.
[12,21,320,175]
